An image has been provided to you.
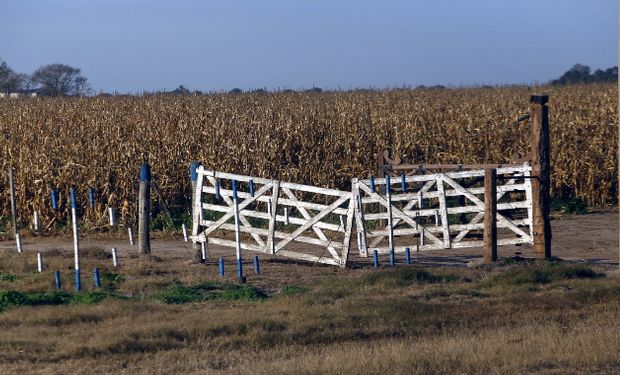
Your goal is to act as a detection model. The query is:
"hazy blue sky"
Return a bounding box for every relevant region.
[1,0,617,93]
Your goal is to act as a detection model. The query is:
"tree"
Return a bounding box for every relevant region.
[31,63,91,96]
[0,58,25,93]
[551,64,618,85]
[172,85,190,95]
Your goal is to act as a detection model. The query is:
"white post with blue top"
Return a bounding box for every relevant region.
[70,188,81,290]
[232,180,244,281]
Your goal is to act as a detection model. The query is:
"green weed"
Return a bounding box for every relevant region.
[480,262,603,289]
[0,290,118,312]
[154,281,267,304]
[280,285,308,295]
[0,273,16,282]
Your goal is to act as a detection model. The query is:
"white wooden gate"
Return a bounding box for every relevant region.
[355,164,533,255]
[191,167,356,266]
[191,164,533,267]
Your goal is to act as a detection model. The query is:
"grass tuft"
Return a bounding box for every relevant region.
[280,285,308,295]
[154,281,267,304]
[0,290,118,312]
[0,273,16,282]
[481,262,603,289]
[360,268,460,287]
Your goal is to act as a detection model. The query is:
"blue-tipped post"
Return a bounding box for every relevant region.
[237,258,243,279]
[232,180,244,283]
[54,271,62,290]
[215,180,221,202]
[253,256,260,274]
[51,188,58,209]
[232,179,238,200]
[70,187,77,209]
[70,188,81,291]
[389,249,395,267]
[401,174,406,192]
[385,175,391,194]
[219,258,225,276]
[370,176,376,193]
[88,187,95,208]
[249,179,255,197]
[93,268,101,288]
[190,161,199,182]
[373,250,379,268]
[75,269,81,291]
[405,247,411,264]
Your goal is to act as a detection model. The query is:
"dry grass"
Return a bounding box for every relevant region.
[0,84,617,235]
[0,248,618,374]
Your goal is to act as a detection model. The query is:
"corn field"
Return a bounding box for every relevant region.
[0,83,616,233]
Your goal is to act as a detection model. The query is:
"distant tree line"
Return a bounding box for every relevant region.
[551,64,618,85]
[0,58,90,96]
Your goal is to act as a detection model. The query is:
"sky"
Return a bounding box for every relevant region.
[0,0,617,93]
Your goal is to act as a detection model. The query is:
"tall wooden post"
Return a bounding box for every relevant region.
[483,168,497,263]
[190,161,202,262]
[8,167,17,239]
[138,163,151,255]
[530,95,552,259]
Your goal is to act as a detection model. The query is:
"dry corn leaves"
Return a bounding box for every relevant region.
[0,84,616,230]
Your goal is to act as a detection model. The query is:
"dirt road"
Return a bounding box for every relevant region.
[1,209,617,268]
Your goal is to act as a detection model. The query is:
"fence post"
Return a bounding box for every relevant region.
[93,268,101,288]
[88,187,95,209]
[37,252,43,272]
[191,165,205,262]
[15,233,22,253]
[33,210,40,232]
[138,163,151,255]
[190,162,202,261]
[54,271,62,290]
[385,176,396,266]
[182,223,188,241]
[70,188,81,289]
[201,242,207,262]
[483,168,497,263]
[530,95,552,259]
[232,180,245,282]
[51,188,59,210]
[128,227,134,246]
[8,167,17,239]
[108,207,117,227]
[112,247,118,267]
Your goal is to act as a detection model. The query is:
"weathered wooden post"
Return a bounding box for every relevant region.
[8,167,17,239]
[483,168,497,263]
[530,95,552,259]
[138,163,151,255]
